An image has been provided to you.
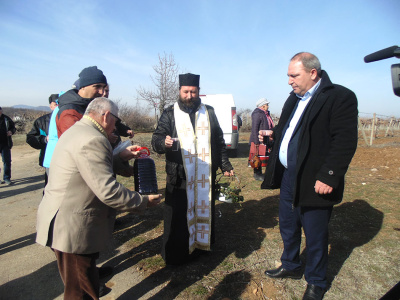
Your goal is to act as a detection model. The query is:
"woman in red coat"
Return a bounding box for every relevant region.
[248,98,274,181]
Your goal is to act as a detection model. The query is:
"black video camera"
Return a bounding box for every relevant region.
[364,45,400,97]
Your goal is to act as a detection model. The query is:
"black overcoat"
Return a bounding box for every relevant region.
[261,71,358,207]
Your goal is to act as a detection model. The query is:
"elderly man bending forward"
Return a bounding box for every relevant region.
[36,97,161,299]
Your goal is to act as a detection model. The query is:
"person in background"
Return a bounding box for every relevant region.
[53,68,134,278]
[56,66,107,137]
[0,107,16,185]
[237,114,242,130]
[102,84,134,148]
[152,73,234,265]
[261,52,358,300]
[36,97,161,299]
[43,93,63,180]
[248,98,274,181]
[26,94,59,187]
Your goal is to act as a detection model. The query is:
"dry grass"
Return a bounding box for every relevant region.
[110,132,400,299]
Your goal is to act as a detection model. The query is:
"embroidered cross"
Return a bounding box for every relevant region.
[181,126,192,138]
[198,121,209,135]
[184,149,197,164]
[188,200,195,216]
[197,199,209,214]
[197,224,209,239]
[198,148,209,162]
[187,175,195,190]
[197,174,209,188]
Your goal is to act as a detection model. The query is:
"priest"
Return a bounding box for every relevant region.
[152,73,234,265]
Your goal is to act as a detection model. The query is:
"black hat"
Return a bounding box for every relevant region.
[78,66,107,89]
[72,79,80,90]
[48,94,59,104]
[179,73,200,87]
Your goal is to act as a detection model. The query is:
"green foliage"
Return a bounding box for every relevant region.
[216,175,244,203]
[217,184,244,203]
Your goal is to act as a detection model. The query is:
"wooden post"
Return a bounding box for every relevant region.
[359,117,369,146]
[370,113,376,146]
[385,117,394,137]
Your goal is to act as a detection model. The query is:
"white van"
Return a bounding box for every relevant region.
[200,94,239,157]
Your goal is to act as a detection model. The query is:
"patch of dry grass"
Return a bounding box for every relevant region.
[111,132,400,299]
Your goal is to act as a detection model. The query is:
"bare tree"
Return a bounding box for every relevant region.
[136,53,179,119]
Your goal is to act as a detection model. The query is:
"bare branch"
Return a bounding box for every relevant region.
[136,52,180,117]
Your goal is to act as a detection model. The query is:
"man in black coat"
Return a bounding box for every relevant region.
[152,73,234,265]
[26,94,59,186]
[261,52,358,300]
[0,107,16,185]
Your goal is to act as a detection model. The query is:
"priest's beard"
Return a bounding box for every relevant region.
[178,95,200,109]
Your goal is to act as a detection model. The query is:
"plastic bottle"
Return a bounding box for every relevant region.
[133,147,158,195]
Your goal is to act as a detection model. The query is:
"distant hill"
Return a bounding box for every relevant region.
[13,105,51,112]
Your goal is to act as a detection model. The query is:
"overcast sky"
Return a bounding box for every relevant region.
[1,0,399,117]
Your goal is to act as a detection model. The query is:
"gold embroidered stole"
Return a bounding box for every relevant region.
[174,102,212,253]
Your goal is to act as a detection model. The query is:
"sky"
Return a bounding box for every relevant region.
[1,0,399,118]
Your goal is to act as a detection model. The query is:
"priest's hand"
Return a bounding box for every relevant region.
[165,135,173,148]
[224,170,234,177]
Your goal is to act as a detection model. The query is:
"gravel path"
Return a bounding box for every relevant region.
[0,144,162,300]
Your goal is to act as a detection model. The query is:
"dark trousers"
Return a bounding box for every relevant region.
[162,182,216,265]
[279,169,332,289]
[0,145,11,181]
[53,249,100,300]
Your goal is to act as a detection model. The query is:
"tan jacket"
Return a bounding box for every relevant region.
[36,117,148,254]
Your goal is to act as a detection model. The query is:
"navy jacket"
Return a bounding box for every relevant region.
[249,108,273,145]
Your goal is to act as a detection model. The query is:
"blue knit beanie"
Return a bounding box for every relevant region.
[78,66,107,88]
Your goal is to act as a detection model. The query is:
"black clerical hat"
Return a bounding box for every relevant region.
[179,73,200,87]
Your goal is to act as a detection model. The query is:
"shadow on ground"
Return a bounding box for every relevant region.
[327,199,383,286]
[107,194,279,299]
[0,174,44,199]
[0,259,63,299]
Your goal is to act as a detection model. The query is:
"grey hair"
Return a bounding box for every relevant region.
[291,52,322,76]
[84,97,119,117]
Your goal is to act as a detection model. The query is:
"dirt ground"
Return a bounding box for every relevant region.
[0,133,399,299]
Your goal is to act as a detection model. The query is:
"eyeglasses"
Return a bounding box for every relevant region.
[102,111,121,123]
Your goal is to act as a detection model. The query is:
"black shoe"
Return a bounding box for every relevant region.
[264,266,302,279]
[98,266,113,279]
[253,174,264,181]
[302,284,326,300]
[99,285,112,297]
